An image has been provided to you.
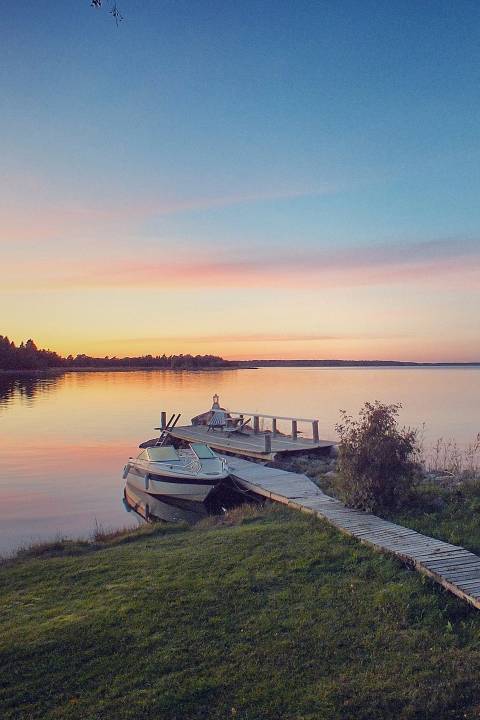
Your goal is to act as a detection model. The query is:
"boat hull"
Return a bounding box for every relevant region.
[125,464,222,502]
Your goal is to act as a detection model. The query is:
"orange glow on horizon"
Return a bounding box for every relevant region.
[2,235,479,365]
[4,334,476,365]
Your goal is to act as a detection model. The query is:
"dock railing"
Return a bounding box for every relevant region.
[160,408,322,455]
[228,411,320,443]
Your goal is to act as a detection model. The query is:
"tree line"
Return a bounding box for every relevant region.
[0,336,232,371]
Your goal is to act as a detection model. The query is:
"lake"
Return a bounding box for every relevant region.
[1,367,479,555]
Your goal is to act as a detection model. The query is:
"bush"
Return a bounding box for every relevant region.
[334,401,420,512]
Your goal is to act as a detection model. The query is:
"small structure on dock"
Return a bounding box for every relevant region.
[160,395,336,461]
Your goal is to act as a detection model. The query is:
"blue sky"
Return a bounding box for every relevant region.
[1,1,479,359]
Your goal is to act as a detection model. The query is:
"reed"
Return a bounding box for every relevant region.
[425,433,480,479]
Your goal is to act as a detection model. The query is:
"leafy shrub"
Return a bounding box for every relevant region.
[334,401,420,512]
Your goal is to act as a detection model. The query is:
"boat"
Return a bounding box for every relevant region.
[123,442,230,502]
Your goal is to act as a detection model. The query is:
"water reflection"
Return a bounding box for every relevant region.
[0,373,62,408]
[123,479,254,525]
[123,482,208,523]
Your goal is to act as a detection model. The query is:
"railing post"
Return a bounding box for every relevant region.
[264,433,272,454]
[253,415,260,434]
[291,419,297,440]
[272,418,277,435]
[312,420,319,443]
[161,411,167,430]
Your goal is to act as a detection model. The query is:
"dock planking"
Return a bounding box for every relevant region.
[225,455,480,610]
[169,423,335,460]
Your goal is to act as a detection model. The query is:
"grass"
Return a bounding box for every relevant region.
[388,480,480,556]
[2,504,480,719]
[3,522,187,564]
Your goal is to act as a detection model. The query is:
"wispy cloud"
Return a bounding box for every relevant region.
[94,331,407,347]
[2,237,479,292]
[0,185,336,245]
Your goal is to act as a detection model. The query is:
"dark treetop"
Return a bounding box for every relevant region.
[0,336,231,371]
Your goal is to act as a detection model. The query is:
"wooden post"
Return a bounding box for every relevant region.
[272,418,277,435]
[291,419,298,440]
[312,420,319,443]
[253,415,260,434]
[161,411,167,430]
[264,433,272,454]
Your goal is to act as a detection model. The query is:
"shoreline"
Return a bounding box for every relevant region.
[1,362,480,376]
[0,365,241,376]
[236,360,480,368]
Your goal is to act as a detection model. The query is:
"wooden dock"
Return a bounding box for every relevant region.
[156,403,336,461]
[226,455,480,610]
[169,424,334,460]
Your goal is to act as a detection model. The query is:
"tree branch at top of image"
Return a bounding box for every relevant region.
[90,0,124,26]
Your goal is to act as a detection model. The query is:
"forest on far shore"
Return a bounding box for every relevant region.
[0,336,232,371]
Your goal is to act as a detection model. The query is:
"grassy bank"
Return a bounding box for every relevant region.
[2,505,480,719]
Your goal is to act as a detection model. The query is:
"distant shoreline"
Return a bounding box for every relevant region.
[1,360,480,375]
[236,360,480,368]
[0,365,239,375]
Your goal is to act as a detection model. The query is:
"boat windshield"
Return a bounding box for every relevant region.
[190,443,216,459]
[144,447,180,462]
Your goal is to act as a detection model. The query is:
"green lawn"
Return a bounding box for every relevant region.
[390,481,480,556]
[2,505,480,720]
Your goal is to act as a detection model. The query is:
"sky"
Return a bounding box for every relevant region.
[1,0,479,361]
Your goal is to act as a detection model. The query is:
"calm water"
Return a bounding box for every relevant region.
[1,367,479,555]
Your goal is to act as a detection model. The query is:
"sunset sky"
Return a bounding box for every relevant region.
[2,1,479,361]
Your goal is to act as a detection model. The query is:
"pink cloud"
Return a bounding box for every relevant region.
[94,331,405,347]
[2,238,479,292]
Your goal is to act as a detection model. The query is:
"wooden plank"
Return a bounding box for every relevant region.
[442,562,480,574]
[443,558,480,568]
[422,553,478,569]
[402,539,458,549]
[456,584,480,593]
[443,572,480,583]
[420,557,476,570]
[452,578,480,587]
[388,539,450,549]
[447,580,480,590]
[353,527,418,537]
[411,550,472,562]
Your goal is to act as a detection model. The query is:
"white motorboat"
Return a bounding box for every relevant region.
[123,443,229,502]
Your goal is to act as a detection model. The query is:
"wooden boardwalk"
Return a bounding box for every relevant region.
[169,424,335,460]
[226,455,480,610]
